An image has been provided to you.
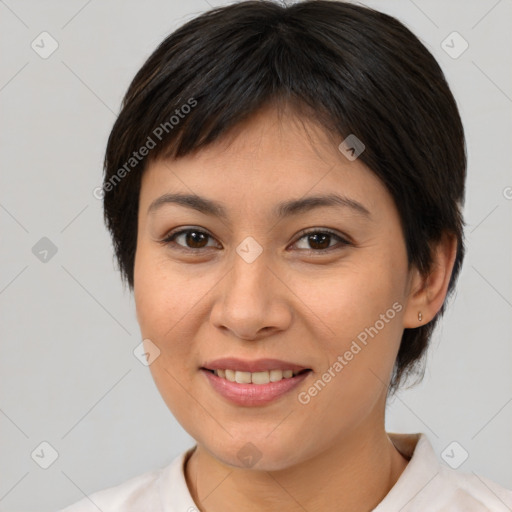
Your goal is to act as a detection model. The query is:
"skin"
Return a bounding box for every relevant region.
[133,103,457,512]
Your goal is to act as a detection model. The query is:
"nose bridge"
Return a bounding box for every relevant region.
[226,242,271,311]
[210,238,292,339]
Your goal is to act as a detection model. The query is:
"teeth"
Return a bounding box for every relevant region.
[252,371,270,385]
[213,368,302,384]
[235,371,252,384]
[270,369,283,382]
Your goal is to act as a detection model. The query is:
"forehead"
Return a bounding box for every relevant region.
[139,105,392,219]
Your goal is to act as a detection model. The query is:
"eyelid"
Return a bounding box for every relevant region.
[160,227,219,250]
[292,227,352,248]
[160,226,352,252]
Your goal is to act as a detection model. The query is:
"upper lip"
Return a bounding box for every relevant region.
[202,358,310,373]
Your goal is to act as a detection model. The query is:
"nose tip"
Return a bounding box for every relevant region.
[210,258,292,341]
[231,325,276,341]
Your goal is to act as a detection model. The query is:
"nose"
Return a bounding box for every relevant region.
[209,252,293,341]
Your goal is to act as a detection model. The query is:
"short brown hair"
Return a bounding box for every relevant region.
[102,0,466,393]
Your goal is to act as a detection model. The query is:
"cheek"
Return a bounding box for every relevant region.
[291,276,404,443]
[133,248,204,420]
[133,245,222,384]
[290,249,407,409]
[294,257,405,346]
[134,245,202,337]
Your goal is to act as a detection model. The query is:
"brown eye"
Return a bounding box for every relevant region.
[183,231,208,248]
[306,232,331,250]
[293,230,350,252]
[162,228,219,251]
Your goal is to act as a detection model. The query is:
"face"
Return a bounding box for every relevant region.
[134,104,415,471]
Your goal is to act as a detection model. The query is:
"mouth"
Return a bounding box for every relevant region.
[201,367,310,384]
[200,358,312,406]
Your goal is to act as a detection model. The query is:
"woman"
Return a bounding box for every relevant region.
[61,1,512,510]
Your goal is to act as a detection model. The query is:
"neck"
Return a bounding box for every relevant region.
[184,424,409,512]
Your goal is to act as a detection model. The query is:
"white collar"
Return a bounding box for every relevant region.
[156,433,511,511]
[373,432,438,511]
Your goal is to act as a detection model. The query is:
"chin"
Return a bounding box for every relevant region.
[204,433,304,472]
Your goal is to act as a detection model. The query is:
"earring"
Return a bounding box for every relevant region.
[418,311,423,323]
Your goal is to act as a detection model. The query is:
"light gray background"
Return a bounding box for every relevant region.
[1,0,511,510]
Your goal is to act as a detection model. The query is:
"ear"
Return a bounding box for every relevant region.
[403,232,458,328]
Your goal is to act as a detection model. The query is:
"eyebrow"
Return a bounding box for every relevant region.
[147,192,371,219]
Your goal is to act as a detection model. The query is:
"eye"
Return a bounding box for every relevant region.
[160,228,220,251]
[292,229,351,252]
[160,227,351,254]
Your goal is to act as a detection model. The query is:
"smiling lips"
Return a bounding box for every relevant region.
[201,357,312,406]
[202,357,310,383]
[203,357,310,373]
[211,368,306,384]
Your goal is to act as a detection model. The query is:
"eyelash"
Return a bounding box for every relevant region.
[160,227,351,254]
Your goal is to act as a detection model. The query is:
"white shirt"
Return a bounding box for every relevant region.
[59,433,512,511]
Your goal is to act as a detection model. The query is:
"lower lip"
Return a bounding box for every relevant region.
[201,369,311,406]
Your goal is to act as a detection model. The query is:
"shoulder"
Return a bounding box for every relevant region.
[58,446,198,512]
[58,466,164,512]
[432,464,512,511]
[377,433,512,512]
[413,464,512,511]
